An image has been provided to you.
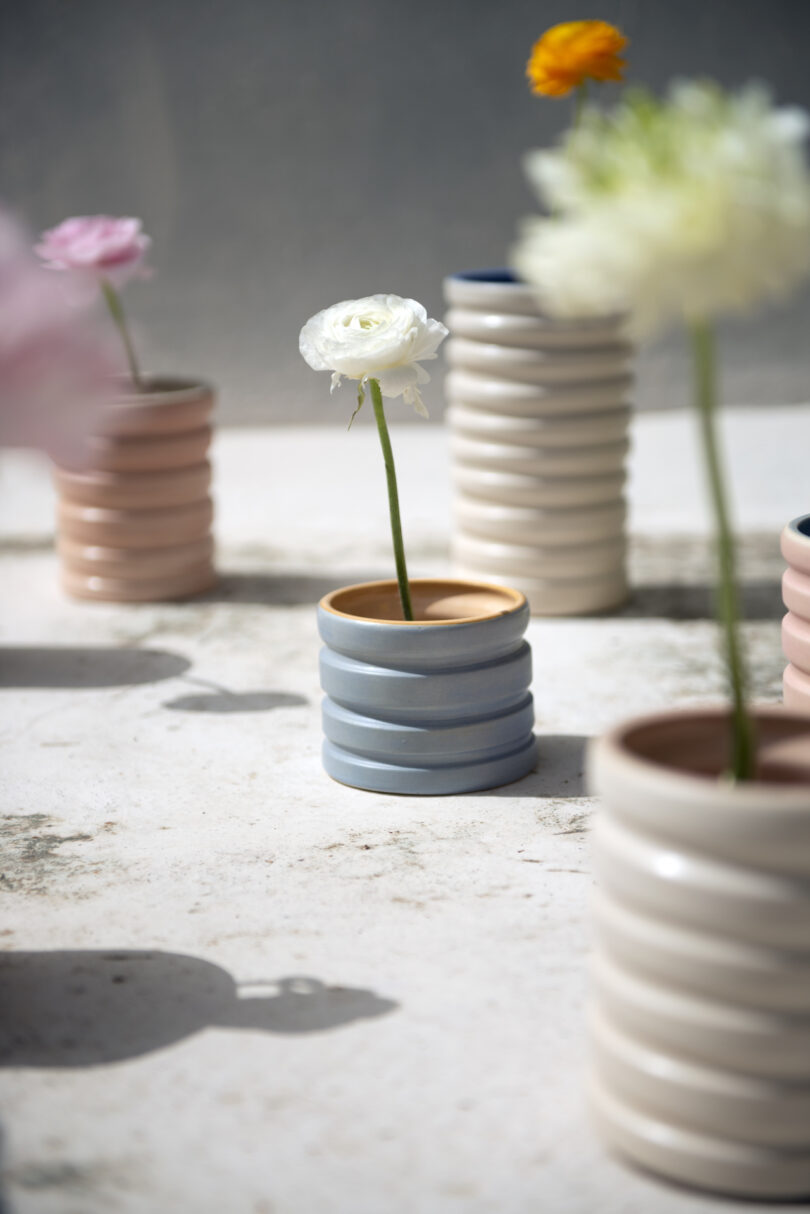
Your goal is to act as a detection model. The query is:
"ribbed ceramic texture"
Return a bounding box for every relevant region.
[588,709,810,1199]
[55,379,217,602]
[317,581,537,795]
[782,515,810,714]
[444,273,633,616]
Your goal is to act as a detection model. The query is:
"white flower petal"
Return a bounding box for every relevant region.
[411,316,449,362]
[299,293,446,408]
[511,82,810,338]
[374,363,419,398]
[403,384,429,418]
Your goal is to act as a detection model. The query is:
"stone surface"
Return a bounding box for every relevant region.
[0,407,804,1213]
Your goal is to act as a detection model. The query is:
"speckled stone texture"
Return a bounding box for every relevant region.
[0,407,805,1214]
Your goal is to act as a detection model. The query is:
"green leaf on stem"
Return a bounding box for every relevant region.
[348,382,365,431]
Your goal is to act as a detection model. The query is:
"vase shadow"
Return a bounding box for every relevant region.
[0,951,398,1068]
[0,646,190,689]
[163,691,309,713]
[621,579,782,621]
[481,734,587,798]
[203,575,783,619]
[199,570,388,607]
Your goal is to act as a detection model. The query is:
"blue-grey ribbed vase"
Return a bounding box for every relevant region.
[317,578,537,795]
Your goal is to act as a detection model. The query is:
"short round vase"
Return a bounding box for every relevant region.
[317,578,537,795]
[444,270,633,617]
[588,706,810,1200]
[782,514,810,714]
[54,377,217,602]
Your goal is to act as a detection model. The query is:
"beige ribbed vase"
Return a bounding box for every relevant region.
[55,378,217,602]
[782,514,810,713]
[444,271,633,615]
[588,707,810,1199]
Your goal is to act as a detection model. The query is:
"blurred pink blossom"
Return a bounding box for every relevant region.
[35,215,151,288]
[0,209,121,466]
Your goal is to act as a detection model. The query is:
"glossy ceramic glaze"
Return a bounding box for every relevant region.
[444,272,632,616]
[317,578,537,794]
[588,707,810,1198]
[55,378,217,601]
[783,514,810,714]
[590,1076,810,1199]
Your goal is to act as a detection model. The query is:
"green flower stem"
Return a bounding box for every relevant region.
[369,377,413,621]
[572,80,589,130]
[100,279,143,393]
[690,320,756,780]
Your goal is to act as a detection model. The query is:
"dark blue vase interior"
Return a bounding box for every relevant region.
[450,269,521,284]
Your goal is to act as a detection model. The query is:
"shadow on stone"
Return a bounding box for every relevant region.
[0,647,190,689]
[163,690,308,713]
[206,573,783,619]
[482,735,587,798]
[0,1124,10,1214]
[200,570,386,607]
[621,580,782,621]
[0,951,398,1068]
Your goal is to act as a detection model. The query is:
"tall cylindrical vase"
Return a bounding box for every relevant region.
[444,271,633,616]
[54,377,217,602]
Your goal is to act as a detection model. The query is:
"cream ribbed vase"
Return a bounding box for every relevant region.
[589,707,810,1199]
[444,271,633,616]
[54,378,217,602]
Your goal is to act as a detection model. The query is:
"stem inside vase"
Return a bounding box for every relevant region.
[101,278,143,393]
[690,320,756,780]
[369,377,413,621]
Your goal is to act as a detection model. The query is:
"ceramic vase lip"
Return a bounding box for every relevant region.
[786,513,810,539]
[90,376,216,442]
[591,705,810,804]
[319,577,527,627]
[443,270,540,311]
[443,269,626,325]
[782,513,810,571]
[113,375,214,404]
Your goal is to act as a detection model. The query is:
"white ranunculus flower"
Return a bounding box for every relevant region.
[299,293,448,417]
[511,82,810,336]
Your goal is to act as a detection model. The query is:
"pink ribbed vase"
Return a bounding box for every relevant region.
[55,377,217,602]
[782,514,810,713]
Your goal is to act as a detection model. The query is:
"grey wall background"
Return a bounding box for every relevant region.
[3,0,810,423]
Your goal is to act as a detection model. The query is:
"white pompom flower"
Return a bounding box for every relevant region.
[511,82,810,337]
[299,293,448,417]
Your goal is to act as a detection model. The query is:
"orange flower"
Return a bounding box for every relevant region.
[527,20,627,98]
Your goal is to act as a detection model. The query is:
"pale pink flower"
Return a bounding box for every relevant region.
[35,215,151,288]
[0,209,121,465]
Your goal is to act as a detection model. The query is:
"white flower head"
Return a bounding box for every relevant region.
[299,293,448,417]
[511,82,810,337]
